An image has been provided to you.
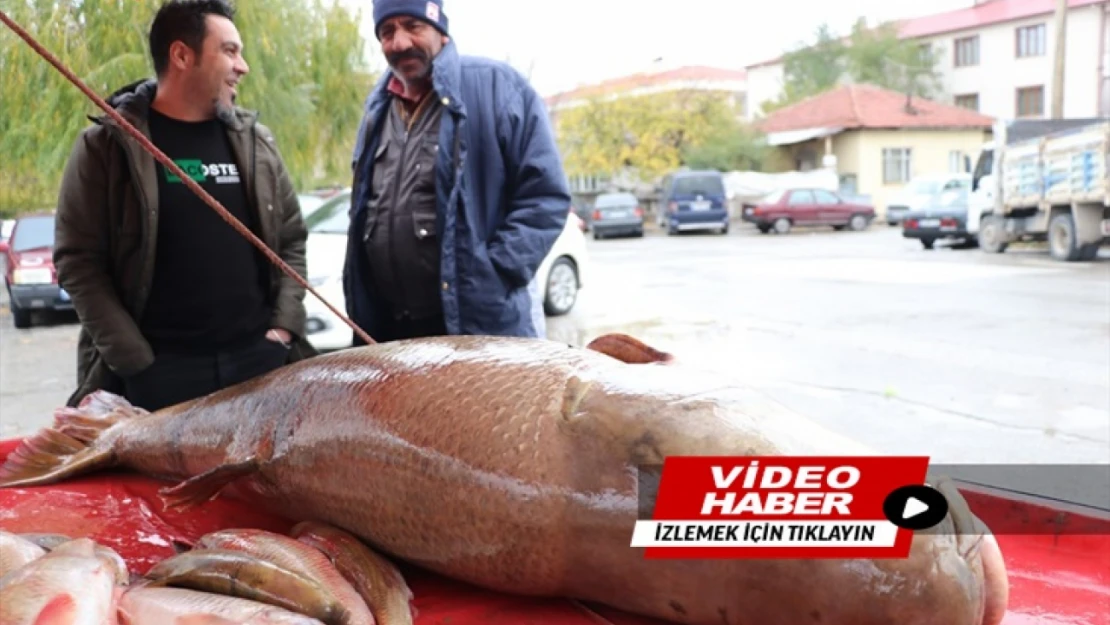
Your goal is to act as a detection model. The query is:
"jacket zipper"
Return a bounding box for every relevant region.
[116,124,153,318]
[389,119,411,318]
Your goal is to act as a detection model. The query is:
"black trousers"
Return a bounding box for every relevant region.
[122,335,290,412]
[375,313,447,343]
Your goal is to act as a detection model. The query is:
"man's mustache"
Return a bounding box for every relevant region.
[387,49,428,66]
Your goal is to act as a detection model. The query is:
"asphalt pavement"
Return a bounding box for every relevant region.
[2,223,1108,480]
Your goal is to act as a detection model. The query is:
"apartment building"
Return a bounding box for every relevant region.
[745,0,1110,121]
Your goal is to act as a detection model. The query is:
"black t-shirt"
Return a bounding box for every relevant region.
[141,108,271,353]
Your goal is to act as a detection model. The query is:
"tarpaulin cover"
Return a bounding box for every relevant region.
[0,438,1106,624]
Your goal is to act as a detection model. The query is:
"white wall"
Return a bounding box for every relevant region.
[745,63,785,120]
[744,2,1108,121]
[918,2,1105,119]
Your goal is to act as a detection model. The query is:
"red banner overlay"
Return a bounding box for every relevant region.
[634,456,930,560]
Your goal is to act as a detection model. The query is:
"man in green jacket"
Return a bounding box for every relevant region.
[54,0,316,411]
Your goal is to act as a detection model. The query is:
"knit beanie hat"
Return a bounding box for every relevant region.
[373,0,449,38]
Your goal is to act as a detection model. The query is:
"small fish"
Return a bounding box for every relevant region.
[118,586,325,625]
[16,533,73,552]
[195,529,374,625]
[292,522,414,625]
[142,548,347,625]
[0,538,121,625]
[0,530,46,578]
[47,538,130,586]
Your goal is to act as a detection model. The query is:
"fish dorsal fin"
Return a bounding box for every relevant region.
[586,333,676,365]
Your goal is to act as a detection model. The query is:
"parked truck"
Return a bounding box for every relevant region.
[967,118,1110,261]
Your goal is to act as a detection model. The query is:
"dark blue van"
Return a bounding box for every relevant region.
[656,169,730,235]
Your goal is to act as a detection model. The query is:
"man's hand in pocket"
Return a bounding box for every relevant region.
[266,328,292,347]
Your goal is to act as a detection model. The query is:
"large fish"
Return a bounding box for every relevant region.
[0,334,1008,625]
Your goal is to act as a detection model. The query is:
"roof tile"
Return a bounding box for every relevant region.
[755,83,995,133]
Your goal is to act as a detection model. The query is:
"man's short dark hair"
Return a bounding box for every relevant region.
[148,0,236,77]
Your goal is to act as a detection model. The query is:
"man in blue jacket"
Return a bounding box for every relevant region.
[343,0,571,343]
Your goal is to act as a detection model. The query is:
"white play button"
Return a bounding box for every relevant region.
[903,497,929,520]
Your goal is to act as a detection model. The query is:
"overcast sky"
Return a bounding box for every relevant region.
[340,0,975,97]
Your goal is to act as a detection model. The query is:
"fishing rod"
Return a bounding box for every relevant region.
[0,9,376,347]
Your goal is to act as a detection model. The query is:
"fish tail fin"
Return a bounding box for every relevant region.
[586,333,676,365]
[0,391,146,488]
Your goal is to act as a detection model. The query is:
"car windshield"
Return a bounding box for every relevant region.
[305,194,351,234]
[298,194,327,217]
[761,189,786,204]
[673,175,725,196]
[595,194,637,208]
[12,216,54,252]
[906,179,944,195]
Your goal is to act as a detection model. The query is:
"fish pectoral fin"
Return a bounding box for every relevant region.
[157,459,260,511]
[585,333,676,365]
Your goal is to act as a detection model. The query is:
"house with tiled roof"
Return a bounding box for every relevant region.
[755,83,995,219]
[744,0,1109,121]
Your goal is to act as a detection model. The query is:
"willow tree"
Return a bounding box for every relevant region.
[0,0,375,217]
[556,90,744,183]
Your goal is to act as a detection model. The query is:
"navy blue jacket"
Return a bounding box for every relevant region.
[343,41,570,343]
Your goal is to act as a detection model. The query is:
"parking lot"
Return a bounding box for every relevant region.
[2,223,1108,468]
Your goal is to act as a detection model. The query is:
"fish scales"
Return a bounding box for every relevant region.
[0,335,1008,625]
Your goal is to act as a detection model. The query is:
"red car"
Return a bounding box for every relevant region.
[742,188,876,234]
[1,212,71,329]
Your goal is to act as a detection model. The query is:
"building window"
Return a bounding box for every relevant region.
[950,150,968,173]
[882,148,912,184]
[955,93,980,111]
[954,36,979,67]
[1016,24,1046,57]
[1016,86,1044,117]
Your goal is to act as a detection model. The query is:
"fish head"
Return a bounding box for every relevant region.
[561,366,873,467]
[924,478,1009,625]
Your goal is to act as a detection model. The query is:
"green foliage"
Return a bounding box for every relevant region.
[0,0,376,217]
[681,121,769,172]
[556,91,761,181]
[759,18,942,114]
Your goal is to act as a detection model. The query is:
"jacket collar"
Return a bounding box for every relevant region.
[95,78,258,132]
[367,40,465,117]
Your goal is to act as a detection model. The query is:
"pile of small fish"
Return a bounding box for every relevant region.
[0,522,415,625]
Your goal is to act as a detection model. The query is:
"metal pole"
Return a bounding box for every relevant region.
[1051,0,1068,118]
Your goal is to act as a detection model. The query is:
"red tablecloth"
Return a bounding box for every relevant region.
[1,438,1106,624]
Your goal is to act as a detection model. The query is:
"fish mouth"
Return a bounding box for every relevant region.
[933,477,1009,625]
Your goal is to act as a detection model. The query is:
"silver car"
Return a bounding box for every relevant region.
[590,192,644,239]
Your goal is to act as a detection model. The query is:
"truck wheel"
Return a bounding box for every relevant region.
[978,215,1008,254]
[1077,242,1102,261]
[1048,213,1084,261]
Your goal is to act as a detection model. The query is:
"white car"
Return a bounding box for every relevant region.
[300,192,589,351]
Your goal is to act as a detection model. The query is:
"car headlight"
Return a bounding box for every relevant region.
[12,268,52,284]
